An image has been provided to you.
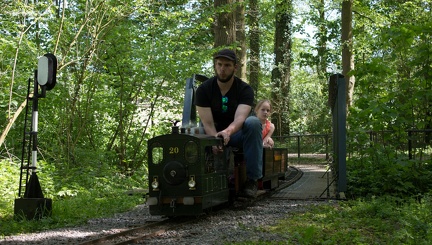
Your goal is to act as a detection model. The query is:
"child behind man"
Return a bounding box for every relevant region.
[254,99,275,148]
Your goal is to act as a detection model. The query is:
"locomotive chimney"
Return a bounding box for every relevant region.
[172,120,180,134]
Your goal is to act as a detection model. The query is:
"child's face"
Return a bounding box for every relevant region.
[257,102,271,120]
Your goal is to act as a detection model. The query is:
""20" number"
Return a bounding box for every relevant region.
[169,147,179,154]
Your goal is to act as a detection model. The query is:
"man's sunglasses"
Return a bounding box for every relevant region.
[222,96,228,113]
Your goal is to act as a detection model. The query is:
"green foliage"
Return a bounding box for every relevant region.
[1,1,432,239]
[1,1,217,236]
[0,160,20,219]
[289,69,331,134]
[344,0,432,202]
[352,0,432,131]
[346,129,432,199]
[0,0,219,173]
[0,159,146,236]
[264,196,432,244]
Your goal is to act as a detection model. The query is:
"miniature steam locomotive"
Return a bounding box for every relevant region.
[146,74,288,217]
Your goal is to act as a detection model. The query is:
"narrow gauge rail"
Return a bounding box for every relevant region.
[78,167,302,245]
[78,217,198,245]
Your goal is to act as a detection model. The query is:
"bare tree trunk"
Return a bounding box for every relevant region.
[342,0,355,108]
[317,0,327,78]
[0,94,32,148]
[214,0,236,47]
[271,0,293,136]
[235,0,247,81]
[248,0,260,99]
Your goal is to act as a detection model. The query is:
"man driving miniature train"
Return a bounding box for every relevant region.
[195,49,263,198]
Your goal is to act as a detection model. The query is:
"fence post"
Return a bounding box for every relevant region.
[297,135,300,158]
[408,130,412,160]
[325,134,329,161]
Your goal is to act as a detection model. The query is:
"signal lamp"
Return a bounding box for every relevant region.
[37,53,57,90]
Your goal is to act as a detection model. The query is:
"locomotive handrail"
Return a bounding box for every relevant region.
[181,74,208,130]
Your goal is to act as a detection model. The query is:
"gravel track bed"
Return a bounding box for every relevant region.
[1,199,331,244]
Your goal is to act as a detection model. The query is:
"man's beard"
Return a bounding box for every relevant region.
[217,72,234,83]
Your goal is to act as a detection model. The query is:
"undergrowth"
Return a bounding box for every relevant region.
[259,195,432,244]
[0,159,146,237]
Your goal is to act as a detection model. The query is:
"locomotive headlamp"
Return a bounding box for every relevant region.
[151,176,159,190]
[188,175,196,190]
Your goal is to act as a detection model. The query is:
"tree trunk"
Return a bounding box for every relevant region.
[317,0,327,78]
[271,0,293,136]
[235,0,247,82]
[248,0,260,99]
[214,0,236,47]
[0,94,31,148]
[342,0,355,108]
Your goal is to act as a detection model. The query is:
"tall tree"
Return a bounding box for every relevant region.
[214,0,248,82]
[214,0,236,47]
[248,0,260,98]
[316,0,327,78]
[342,0,355,108]
[235,0,247,81]
[271,0,293,135]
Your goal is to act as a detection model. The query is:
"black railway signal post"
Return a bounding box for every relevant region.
[328,73,347,199]
[14,53,57,220]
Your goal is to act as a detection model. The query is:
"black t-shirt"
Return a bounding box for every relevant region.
[195,76,254,132]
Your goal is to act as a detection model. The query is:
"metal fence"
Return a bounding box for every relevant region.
[273,129,432,161]
[273,134,331,161]
[276,129,432,163]
[352,129,432,161]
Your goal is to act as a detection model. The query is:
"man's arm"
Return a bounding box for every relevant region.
[196,106,218,136]
[197,104,251,146]
[219,104,251,137]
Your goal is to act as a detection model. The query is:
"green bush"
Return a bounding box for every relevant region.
[347,144,432,199]
[0,159,147,237]
[265,196,432,244]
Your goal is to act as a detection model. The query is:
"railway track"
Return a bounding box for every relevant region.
[79,166,303,245]
[78,216,202,245]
